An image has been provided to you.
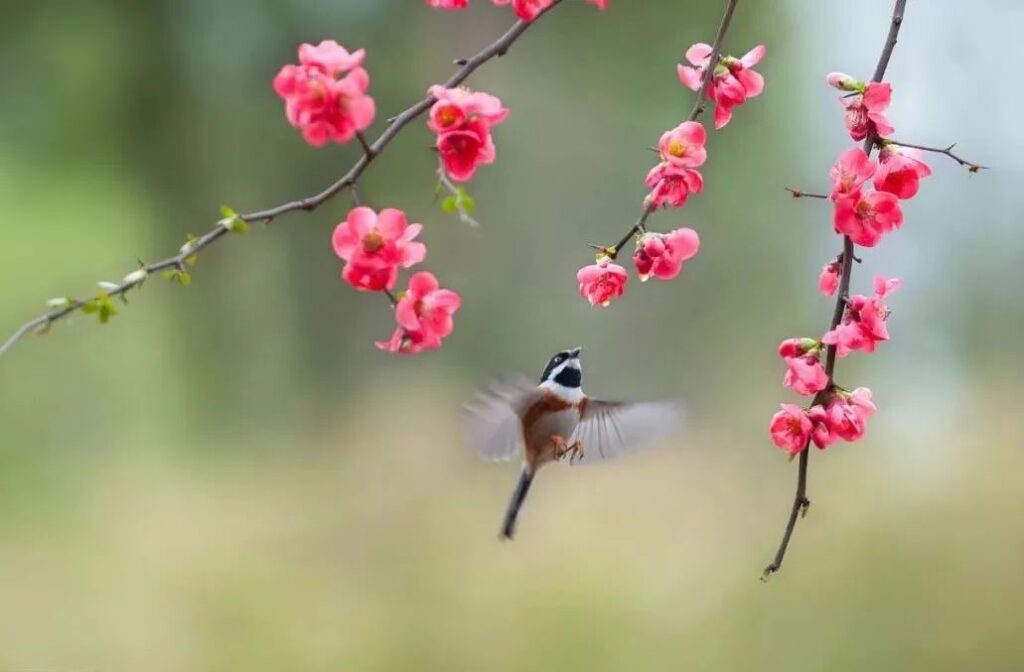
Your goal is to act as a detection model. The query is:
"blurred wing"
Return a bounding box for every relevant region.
[460,375,542,463]
[569,399,685,464]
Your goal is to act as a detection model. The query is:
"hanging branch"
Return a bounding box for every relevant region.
[0,0,565,360]
[762,0,909,580]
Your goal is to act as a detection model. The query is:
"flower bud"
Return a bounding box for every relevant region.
[826,71,863,92]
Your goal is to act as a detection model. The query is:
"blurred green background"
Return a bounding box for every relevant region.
[1,0,1022,669]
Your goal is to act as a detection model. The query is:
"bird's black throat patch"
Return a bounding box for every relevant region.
[553,366,582,389]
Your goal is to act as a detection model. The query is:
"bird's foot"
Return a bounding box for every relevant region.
[567,440,585,464]
[551,435,569,461]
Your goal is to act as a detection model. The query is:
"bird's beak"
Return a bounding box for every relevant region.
[569,346,582,358]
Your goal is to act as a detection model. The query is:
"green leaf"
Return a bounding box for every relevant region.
[440,196,458,214]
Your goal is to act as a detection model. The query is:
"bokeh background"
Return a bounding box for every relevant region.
[1,0,1022,669]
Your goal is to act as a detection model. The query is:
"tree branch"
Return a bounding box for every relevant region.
[763,0,908,581]
[785,188,829,200]
[603,0,739,259]
[883,139,986,172]
[0,0,565,360]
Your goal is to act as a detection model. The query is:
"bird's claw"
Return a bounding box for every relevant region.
[567,440,585,465]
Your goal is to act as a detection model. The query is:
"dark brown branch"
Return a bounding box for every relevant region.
[883,139,986,172]
[785,188,829,200]
[0,1,565,360]
[763,0,908,581]
[602,0,739,259]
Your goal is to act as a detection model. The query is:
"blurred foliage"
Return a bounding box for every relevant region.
[0,0,1021,669]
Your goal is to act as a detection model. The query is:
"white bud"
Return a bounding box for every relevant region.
[46,297,71,309]
[98,281,120,293]
[123,269,148,285]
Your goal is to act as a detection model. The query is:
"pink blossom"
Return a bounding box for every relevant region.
[777,337,818,359]
[492,0,555,21]
[332,207,426,292]
[427,0,468,8]
[769,404,812,455]
[632,228,701,281]
[427,85,508,133]
[822,276,901,356]
[274,42,376,147]
[678,43,766,129]
[577,259,628,307]
[297,40,366,77]
[819,259,841,297]
[833,190,903,247]
[586,0,609,7]
[808,405,837,449]
[826,71,861,92]
[874,145,932,199]
[829,147,877,201]
[842,81,894,142]
[376,327,428,356]
[658,121,707,168]
[826,387,876,442]
[437,119,497,182]
[645,162,704,209]
[387,272,462,351]
[782,354,829,396]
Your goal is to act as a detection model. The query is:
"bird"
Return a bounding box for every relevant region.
[461,346,684,540]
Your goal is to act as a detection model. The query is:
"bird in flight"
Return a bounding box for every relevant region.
[461,347,684,540]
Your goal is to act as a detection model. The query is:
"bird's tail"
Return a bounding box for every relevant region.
[500,466,534,541]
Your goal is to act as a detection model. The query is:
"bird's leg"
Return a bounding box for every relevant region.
[567,440,585,464]
[551,435,569,461]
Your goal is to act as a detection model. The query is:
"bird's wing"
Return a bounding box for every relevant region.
[461,375,543,463]
[569,399,685,464]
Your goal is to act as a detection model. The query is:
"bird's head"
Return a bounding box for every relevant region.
[538,346,583,398]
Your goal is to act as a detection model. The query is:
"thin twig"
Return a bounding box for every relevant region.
[602,0,739,259]
[785,188,829,200]
[883,139,986,172]
[0,0,565,360]
[763,0,908,581]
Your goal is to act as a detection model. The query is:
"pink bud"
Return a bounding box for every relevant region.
[826,71,861,92]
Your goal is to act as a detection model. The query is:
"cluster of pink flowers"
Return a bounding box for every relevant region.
[332,207,461,355]
[577,42,765,307]
[770,71,930,455]
[678,43,766,129]
[427,85,508,182]
[428,0,607,20]
[273,41,376,147]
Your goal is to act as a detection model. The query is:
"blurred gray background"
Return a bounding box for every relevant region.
[0,0,1022,670]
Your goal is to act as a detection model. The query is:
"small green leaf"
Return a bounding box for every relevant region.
[161,269,192,286]
[440,196,458,214]
[459,193,476,214]
[218,205,248,233]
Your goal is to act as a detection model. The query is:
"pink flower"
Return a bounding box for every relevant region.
[782,354,829,396]
[873,145,932,199]
[826,71,861,92]
[427,85,508,134]
[491,0,555,21]
[645,162,704,209]
[822,276,901,356]
[833,190,903,247]
[427,0,468,8]
[678,43,766,129]
[332,207,427,292]
[658,121,708,168]
[274,42,376,147]
[777,337,818,359]
[586,0,609,7]
[826,387,876,442]
[829,147,877,201]
[808,405,837,449]
[819,258,841,297]
[769,404,812,455]
[427,86,507,182]
[375,271,462,354]
[577,259,628,307]
[632,228,701,281]
[437,119,497,182]
[842,81,894,142]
